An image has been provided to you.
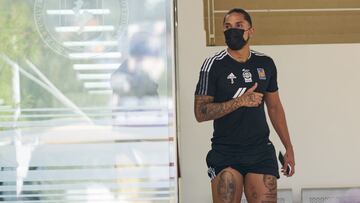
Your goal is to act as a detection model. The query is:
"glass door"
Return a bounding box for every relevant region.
[0,0,177,202]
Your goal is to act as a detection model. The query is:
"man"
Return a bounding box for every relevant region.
[194,8,295,203]
[111,32,159,106]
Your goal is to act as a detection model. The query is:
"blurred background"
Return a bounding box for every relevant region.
[0,0,177,202]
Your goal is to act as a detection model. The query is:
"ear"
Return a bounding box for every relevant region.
[249,27,255,37]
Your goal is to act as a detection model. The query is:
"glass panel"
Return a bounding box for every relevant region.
[0,0,177,202]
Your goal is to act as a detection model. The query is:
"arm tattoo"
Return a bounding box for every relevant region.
[194,95,242,121]
[200,105,208,115]
[217,171,236,203]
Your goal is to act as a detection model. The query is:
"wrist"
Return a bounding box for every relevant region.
[285,145,294,151]
[235,97,244,108]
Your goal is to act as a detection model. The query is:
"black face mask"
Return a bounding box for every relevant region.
[224,28,249,50]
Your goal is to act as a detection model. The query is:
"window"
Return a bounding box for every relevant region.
[0,0,177,202]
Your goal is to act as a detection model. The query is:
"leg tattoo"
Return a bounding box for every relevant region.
[217,171,236,203]
[252,190,258,200]
[263,175,277,192]
[262,175,277,202]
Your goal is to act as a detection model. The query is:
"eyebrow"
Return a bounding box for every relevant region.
[224,21,244,24]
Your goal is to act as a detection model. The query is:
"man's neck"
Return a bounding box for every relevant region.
[227,46,250,63]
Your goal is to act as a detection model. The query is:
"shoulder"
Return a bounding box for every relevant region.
[250,50,276,66]
[200,49,228,71]
[250,50,273,61]
[207,49,228,60]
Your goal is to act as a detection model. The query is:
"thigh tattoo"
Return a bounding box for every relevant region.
[263,175,277,192]
[262,175,277,202]
[217,171,236,203]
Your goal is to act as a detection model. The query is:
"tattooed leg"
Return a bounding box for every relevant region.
[218,171,236,202]
[262,175,277,202]
[244,173,277,203]
[211,167,244,203]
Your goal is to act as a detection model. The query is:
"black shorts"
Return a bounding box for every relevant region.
[206,142,280,180]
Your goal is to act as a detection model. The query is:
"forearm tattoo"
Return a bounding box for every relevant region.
[195,95,242,121]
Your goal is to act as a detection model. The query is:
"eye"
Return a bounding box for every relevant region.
[224,25,231,29]
[235,23,243,29]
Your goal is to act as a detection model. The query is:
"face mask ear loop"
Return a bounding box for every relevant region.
[244,27,252,42]
[244,27,252,32]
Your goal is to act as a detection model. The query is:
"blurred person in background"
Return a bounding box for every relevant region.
[111,32,159,107]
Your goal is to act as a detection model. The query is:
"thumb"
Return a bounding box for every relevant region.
[247,82,258,92]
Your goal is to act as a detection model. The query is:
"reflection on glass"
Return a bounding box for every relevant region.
[111,30,161,107]
[0,0,176,202]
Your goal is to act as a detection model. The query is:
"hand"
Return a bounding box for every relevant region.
[237,83,263,107]
[282,148,295,177]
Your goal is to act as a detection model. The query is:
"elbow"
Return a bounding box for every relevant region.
[194,113,207,123]
[268,105,283,115]
[196,118,202,123]
[194,103,210,122]
[267,107,276,114]
[195,115,204,123]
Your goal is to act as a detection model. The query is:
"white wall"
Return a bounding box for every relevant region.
[177,0,360,202]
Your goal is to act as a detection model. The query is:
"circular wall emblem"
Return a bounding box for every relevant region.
[34,0,128,57]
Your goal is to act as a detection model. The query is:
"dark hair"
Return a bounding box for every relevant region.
[223,8,252,27]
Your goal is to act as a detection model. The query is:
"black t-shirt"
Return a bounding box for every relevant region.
[195,49,278,155]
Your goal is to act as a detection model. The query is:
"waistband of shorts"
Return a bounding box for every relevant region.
[211,140,274,154]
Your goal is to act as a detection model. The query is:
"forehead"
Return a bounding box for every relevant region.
[224,12,247,24]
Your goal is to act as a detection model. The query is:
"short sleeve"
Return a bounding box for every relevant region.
[266,58,279,92]
[194,58,216,96]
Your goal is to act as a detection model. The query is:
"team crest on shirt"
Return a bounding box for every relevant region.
[227,72,237,84]
[242,69,252,83]
[257,68,266,80]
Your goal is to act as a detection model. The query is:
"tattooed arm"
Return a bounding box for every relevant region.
[194,83,263,122]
